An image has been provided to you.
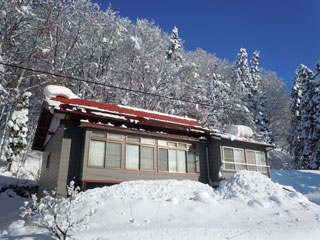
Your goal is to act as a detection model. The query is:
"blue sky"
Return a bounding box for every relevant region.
[93,0,319,89]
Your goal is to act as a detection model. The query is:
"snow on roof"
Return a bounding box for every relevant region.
[45,96,201,127]
[43,85,79,99]
[225,125,253,138]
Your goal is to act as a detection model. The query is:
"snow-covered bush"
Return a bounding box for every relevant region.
[5,91,31,172]
[21,181,90,240]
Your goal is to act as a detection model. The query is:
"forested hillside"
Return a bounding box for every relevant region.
[0,1,290,170]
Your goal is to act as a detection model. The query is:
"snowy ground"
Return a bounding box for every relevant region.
[272,169,320,205]
[1,170,320,240]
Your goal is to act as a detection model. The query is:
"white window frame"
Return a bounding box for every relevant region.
[221,146,269,173]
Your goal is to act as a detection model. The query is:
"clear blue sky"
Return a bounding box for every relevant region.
[93,0,319,89]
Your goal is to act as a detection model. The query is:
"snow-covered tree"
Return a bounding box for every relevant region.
[21,181,91,240]
[289,64,314,169]
[166,26,183,63]
[5,91,31,171]
[232,48,252,94]
[230,48,255,128]
[247,51,273,143]
[260,71,290,148]
[309,59,320,169]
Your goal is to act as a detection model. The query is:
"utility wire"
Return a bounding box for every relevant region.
[0,61,247,113]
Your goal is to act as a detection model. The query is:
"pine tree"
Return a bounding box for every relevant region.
[166,26,183,63]
[231,48,254,128]
[5,91,31,171]
[289,64,314,169]
[233,48,252,94]
[308,59,320,169]
[249,51,273,143]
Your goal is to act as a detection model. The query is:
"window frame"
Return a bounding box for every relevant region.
[158,140,197,174]
[125,136,155,171]
[221,146,269,173]
[88,131,123,169]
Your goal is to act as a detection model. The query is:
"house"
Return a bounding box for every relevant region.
[32,86,274,197]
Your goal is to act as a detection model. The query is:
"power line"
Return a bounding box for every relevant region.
[0,61,246,113]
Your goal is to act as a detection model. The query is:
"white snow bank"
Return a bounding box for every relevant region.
[225,125,253,138]
[4,171,320,239]
[218,171,308,208]
[43,85,79,99]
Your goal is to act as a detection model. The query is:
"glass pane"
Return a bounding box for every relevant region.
[92,131,107,138]
[256,152,266,166]
[159,148,168,171]
[187,151,196,173]
[224,163,235,170]
[235,163,246,170]
[128,137,140,142]
[234,149,245,164]
[223,148,234,162]
[158,140,168,146]
[248,165,257,171]
[106,142,121,168]
[89,140,105,167]
[141,146,154,170]
[108,133,122,140]
[177,150,186,172]
[246,151,256,165]
[126,145,139,169]
[258,166,268,173]
[168,142,176,147]
[178,143,187,148]
[169,150,177,172]
[141,138,154,144]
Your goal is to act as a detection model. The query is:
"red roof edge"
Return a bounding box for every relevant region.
[51,97,200,127]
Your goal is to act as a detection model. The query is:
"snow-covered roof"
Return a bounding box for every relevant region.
[43,85,79,99]
[45,96,201,128]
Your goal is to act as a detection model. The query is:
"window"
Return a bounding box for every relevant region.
[222,147,269,173]
[159,140,196,173]
[88,131,197,174]
[46,153,51,169]
[89,140,106,167]
[125,136,155,170]
[89,131,122,168]
[106,142,121,168]
[126,145,139,169]
[222,147,245,170]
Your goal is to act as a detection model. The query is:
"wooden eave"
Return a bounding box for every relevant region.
[80,122,208,143]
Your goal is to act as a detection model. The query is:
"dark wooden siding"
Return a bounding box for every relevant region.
[207,138,221,183]
[38,127,64,196]
[56,127,85,197]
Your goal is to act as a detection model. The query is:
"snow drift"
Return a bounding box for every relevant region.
[3,171,320,240]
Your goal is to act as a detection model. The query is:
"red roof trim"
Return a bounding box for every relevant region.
[51,97,199,127]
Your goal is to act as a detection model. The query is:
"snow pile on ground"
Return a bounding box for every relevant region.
[0,151,41,188]
[43,85,79,99]
[218,171,308,208]
[2,170,320,240]
[0,190,28,231]
[225,125,253,138]
[271,169,320,205]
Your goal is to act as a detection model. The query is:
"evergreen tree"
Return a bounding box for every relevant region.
[233,48,252,94]
[166,26,183,63]
[249,51,273,143]
[5,91,31,171]
[231,48,254,128]
[307,60,320,169]
[289,64,314,169]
